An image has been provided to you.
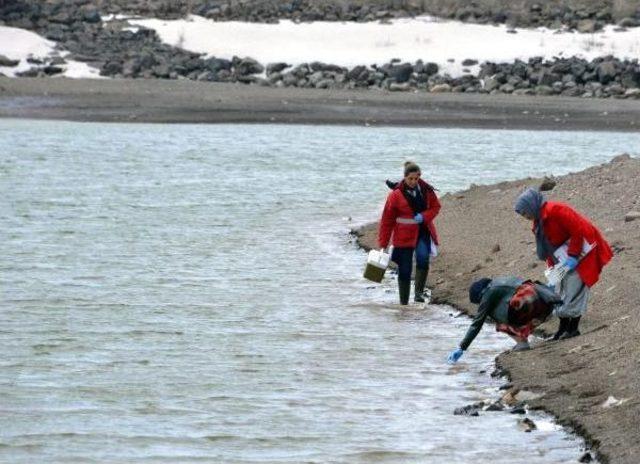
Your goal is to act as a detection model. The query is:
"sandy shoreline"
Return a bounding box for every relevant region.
[354,155,640,464]
[2,77,640,131]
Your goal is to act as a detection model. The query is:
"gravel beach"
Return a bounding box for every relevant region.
[2,77,640,131]
[354,155,640,464]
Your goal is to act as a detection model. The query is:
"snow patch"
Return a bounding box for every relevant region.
[131,15,640,77]
[0,25,102,79]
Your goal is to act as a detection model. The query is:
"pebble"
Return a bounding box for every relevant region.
[624,211,640,222]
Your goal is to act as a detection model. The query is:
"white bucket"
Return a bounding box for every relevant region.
[363,248,391,283]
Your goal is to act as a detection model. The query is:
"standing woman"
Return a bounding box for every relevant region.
[378,162,441,305]
[514,188,613,339]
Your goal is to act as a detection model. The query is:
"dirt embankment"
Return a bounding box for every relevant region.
[354,155,640,464]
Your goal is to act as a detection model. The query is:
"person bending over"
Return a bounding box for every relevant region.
[514,188,612,340]
[448,276,561,364]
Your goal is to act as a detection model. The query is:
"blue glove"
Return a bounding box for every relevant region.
[563,256,578,271]
[447,348,464,364]
[414,213,424,224]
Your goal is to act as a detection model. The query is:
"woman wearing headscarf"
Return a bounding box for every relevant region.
[514,188,613,339]
[378,162,440,305]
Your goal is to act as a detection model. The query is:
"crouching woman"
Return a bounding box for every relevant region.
[447,276,562,364]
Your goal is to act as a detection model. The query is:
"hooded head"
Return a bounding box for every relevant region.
[469,278,492,304]
[514,188,545,220]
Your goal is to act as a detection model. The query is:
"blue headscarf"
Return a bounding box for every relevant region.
[514,188,555,261]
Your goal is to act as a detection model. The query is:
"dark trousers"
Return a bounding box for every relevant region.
[392,234,431,281]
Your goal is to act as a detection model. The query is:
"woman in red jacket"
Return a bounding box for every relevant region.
[514,188,613,339]
[378,162,441,305]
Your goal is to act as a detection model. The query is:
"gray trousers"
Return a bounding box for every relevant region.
[555,270,590,318]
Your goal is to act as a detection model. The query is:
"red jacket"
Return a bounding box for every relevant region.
[378,179,441,249]
[538,202,613,287]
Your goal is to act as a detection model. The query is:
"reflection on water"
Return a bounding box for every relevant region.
[2,120,629,463]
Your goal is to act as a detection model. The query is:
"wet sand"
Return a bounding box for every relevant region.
[354,155,640,464]
[2,77,640,131]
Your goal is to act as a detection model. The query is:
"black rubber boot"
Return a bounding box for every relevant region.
[552,317,570,340]
[414,268,428,303]
[398,278,411,305]
[560,316,581,339]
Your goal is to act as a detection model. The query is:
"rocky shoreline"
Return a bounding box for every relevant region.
[4,1,640,99]
[353,155,640,464]
[3,0,640,29]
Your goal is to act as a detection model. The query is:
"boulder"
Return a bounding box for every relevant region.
[424,62,439,76]
[620,70,640,88]
[539,176,557,191]
[517,417,537,432]
[389,63,413,83]
[624,88,640,98]
[389,82,411,91]
[266,62,289,75]
[0,55,19,67]
[577,19,597,33]
[618,17,639,28]
[597,61,618,84]
[454,402,484,416]
[483,76,500,92]
[430,83,451,92]
[235,57,264,75]
[42,65,63,75]
[122,59,141,77]
[347,65,367,81]
[81,6,101,24]
[100,60,123,76]
[205,57,232,73]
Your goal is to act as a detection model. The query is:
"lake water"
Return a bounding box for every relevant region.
[2,119,638,463]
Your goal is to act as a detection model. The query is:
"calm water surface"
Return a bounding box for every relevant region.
[2,120,638,463]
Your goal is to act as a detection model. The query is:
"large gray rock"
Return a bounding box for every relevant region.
[0,55,19,67]
[577,19,598,32]
[620,70,640,88]
[618,17,640,28]
[597,61,618,84]
[235,57,264,75]
[389,63,413,83]
[205,58,231,73]
[424,62,439,76]
[266,62,289,75]
[81,6,101,24]
[347,65,367,81]
[483,76,500,92]
[100,60,123,76]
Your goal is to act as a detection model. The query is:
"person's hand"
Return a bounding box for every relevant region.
[414,213,424,224]
[563,256,578,271]
[447,348,464,364]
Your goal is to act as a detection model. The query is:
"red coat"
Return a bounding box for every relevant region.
[378,179,441,249]
[538,202,613,287]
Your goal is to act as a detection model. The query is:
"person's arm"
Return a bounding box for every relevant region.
[459,292,496,351]
[378,193,396,249]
